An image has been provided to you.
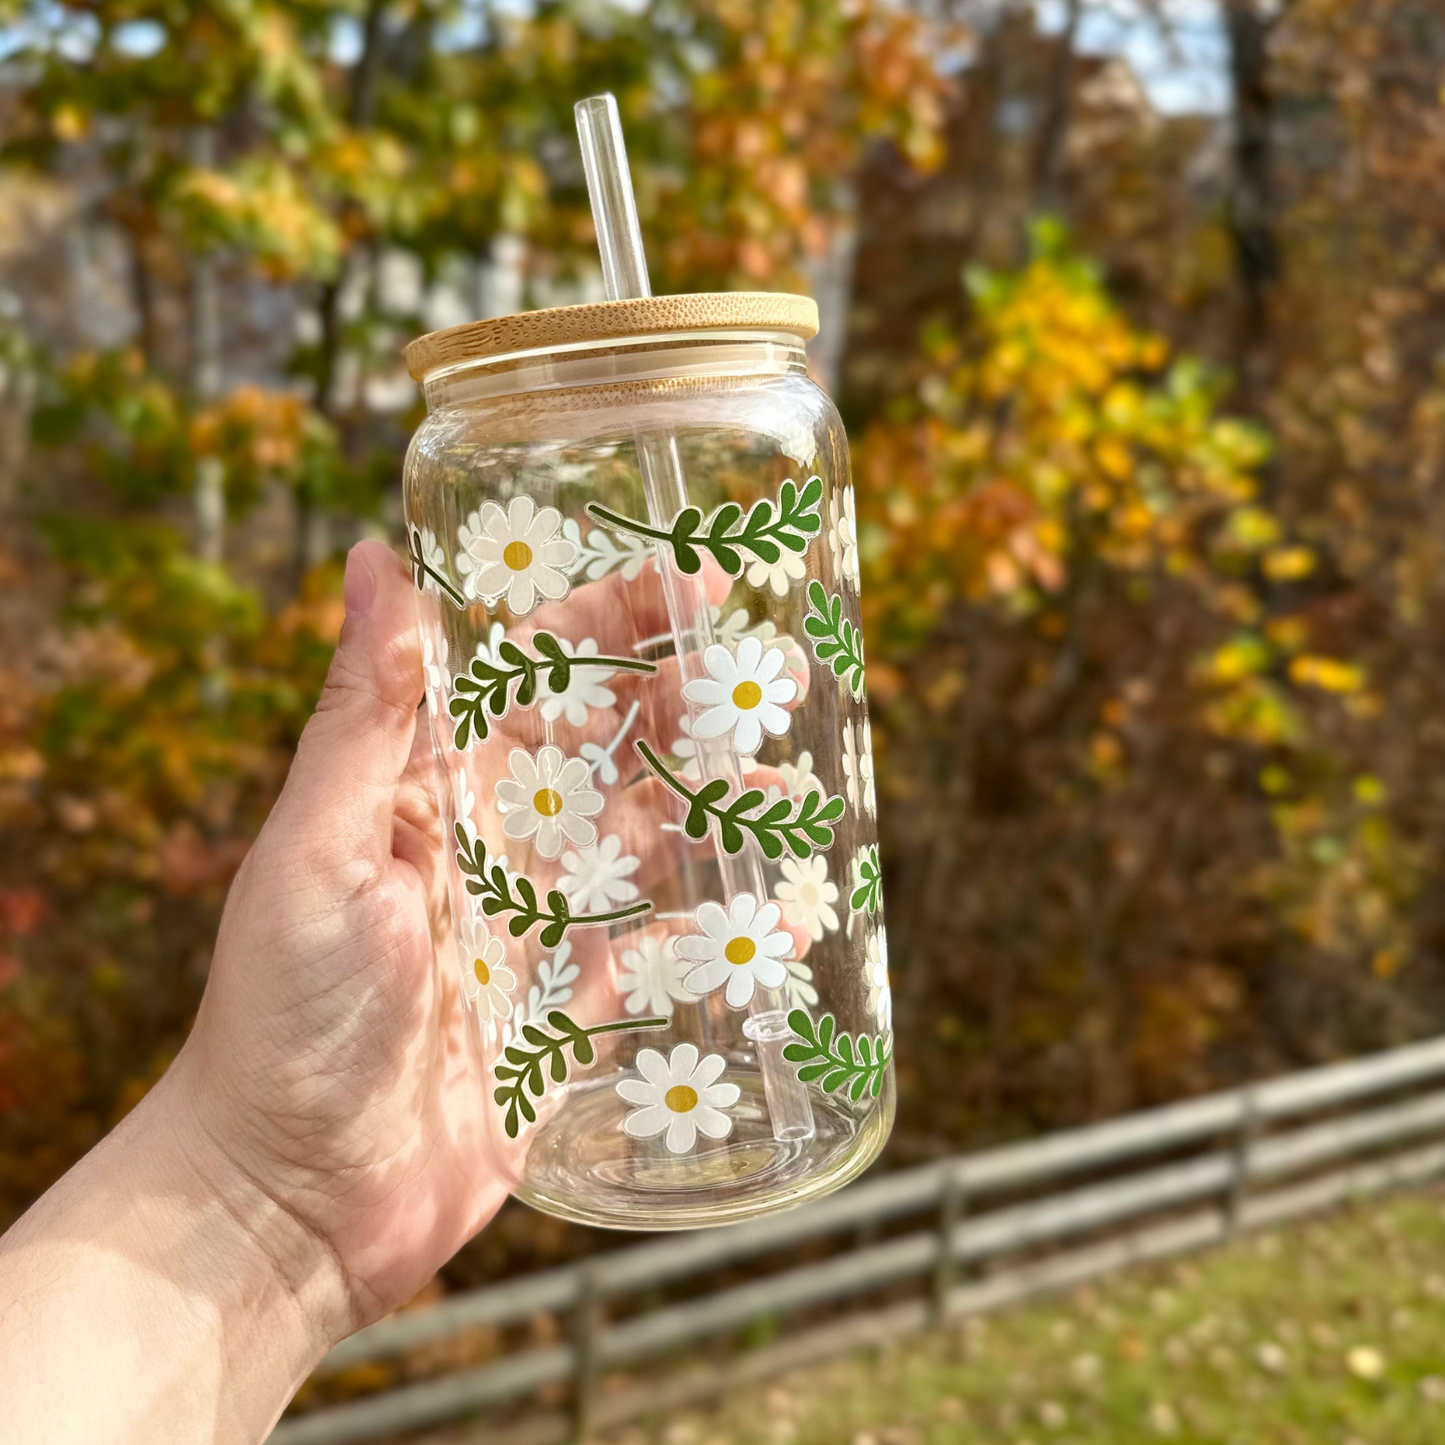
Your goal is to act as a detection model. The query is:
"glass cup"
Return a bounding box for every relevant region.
[403,293,890,1229]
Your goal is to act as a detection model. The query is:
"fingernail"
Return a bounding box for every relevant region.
[344,547,376,620]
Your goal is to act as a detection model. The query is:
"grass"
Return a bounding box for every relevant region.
[601,1187,1445,1445]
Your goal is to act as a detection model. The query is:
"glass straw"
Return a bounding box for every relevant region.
[575,94,815,1144]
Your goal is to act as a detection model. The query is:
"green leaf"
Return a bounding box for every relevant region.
[449,633,654,752]
[804,581,866,700]
[456,831,651,944]
[635,740,846,862]
[490,1011,666,1137]
[586,477,824,581]
[780,1009,890,1102]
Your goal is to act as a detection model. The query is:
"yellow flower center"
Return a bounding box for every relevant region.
[800,883,819,906]
[725,936,756,966]
[533,787,564,817]
[664,1084,698,1113]
[731,680,763,710]
[503,539,534,571]
[473,957,490,987]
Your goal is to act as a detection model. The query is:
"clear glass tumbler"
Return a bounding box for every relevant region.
[403,293,890,1229]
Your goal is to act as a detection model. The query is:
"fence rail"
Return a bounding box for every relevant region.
[270,1033,1445,1445]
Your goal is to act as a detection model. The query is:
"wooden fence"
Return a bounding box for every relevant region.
[269,1033,1445,1445]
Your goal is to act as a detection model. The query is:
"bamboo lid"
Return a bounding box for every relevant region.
[404,292,819,382]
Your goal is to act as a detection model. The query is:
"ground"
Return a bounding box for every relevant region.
[602,1187,1445,1445]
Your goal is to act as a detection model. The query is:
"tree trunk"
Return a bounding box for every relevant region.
[304,0,389,575]
[1223,0,1281,384]
[1033,0,1083,206]
[188,126,225,568]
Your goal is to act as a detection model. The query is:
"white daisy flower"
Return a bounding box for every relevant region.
[618,935,691,1017]
[678,892,793,1008]
[456,495,578,615]
[682,635,798,756]
[415,526,449,597]
[537,636,617,726]
[843,720,877,818]
[617,1043,740,1154]
[473,619,508,668]
[672,714,757,783]
[829,485,861,590]
[784,957,819,1010]
[494,745,604,860]
[457,911,517,1022]
[422,632,449,717]
[557,834,640,913]
[778,750,823,800]
[452,766,477,842]
[775,633,810,690]
[859,718,877,816]
[774,855,840,941]
[746,547,807,598]
[865,927,892,1033]
[712,605,776,651]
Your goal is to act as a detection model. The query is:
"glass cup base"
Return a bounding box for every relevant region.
[513,1070,895,1231]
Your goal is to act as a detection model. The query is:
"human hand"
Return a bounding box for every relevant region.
[161,538,505,1346]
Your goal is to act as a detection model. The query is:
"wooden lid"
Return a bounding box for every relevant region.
[404,292,819,382]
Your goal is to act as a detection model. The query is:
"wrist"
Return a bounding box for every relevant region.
[0,1064,351,1444]
[144,1059,361,1361]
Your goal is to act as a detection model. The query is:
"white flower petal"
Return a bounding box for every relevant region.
[735,634,764,674]
[684,959,731,996]
[635,1047,672,1089]
[616,1079,656,1106]
[732,712,763,754]
[664,1114,698,1153]
[726,894,757,931]
[503,810,541,841]
[691,1053,727,1089]
[692,1106,734,1140]
[505,573,537,614]
[700,1081,742,1109]
[623,1105,669,1139]
[724,968,757,1008]
[507,494,536,535]
[688,704,738,740]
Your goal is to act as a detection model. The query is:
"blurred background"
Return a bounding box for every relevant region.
[1,0,1444,1433]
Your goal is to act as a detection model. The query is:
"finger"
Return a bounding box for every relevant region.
[277,541,422,878]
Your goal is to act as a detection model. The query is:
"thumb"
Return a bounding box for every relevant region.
[278,540,424,876]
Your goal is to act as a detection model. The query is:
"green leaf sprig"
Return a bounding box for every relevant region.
[456,827,651,948]
[783,1009,891,1101]
[635,740,845,860]
[850,844,883,915]
[450,632,656,749]
[585,476,823,577]
[407,524,467,610]
[494,1010,668,1137]
[803,580,866,699]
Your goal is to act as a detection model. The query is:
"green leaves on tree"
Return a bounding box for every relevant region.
[850,844,883,915]
[450,632,656,749]
[407,525,466,610]
[455,827,652,948]
[585,475,823,577]
[782,1009,891,1101]
[803,580,866,699]
[494,1010,668,1138]
[635,739,845,860]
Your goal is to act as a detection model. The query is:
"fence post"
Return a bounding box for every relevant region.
[933,1163,967,1325]
[572,1263,603,1443]
[1226,1087,1258,1237]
